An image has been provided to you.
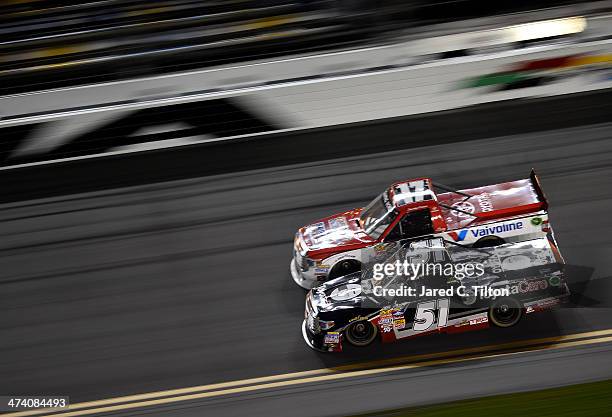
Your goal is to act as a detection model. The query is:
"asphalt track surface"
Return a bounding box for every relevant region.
[1,96,612,416]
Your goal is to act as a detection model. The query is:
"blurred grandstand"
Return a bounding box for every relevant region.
[0,0,602,95]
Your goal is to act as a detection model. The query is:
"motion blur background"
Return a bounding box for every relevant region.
[1,1,611,416]
[0,0,595,94]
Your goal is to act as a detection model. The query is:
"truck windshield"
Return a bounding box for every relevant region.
[360,191,397,240]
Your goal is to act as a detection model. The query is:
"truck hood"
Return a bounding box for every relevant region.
[298,208,375,258]
[311,272,364,313]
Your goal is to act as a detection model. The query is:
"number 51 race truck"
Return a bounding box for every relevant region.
[291,170,563,289]
[301,235,569,352]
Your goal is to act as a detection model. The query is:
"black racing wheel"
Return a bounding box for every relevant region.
[344,320,378,347]
[328,260,361,279]
[489,297,523,328]
[473,236,506,248]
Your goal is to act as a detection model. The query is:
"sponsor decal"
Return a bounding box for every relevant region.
[450,201,476,218]
[373,243,391,252]
[518,279,548,293]
[471,221,523,237]
[476,193,494,212]
[393,318,406,329]
[315,264,331,274]
[378,309,394,331]
[311,222,326,237]
[549,275,561,286]
[329,217,348,229]
[324,332,340,344]
[448,221,523,242]
[498,278,549,295]
[455,315,488,328]
[531,298,561,311]
[447,230,468,242]
[531,217,543,226]
[469,316,488,325]
[329,284,362,301]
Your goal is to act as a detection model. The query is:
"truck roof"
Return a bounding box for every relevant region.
[389,178,436,207]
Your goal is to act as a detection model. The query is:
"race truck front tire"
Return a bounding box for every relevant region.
[328,260,361,280]
[344,320,378,347]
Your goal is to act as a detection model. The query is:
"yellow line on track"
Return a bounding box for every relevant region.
[5,328,612,417]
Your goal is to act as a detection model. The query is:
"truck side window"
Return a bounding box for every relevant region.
[386,209,434,241]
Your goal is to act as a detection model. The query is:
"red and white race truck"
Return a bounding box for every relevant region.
[291,170,562,289]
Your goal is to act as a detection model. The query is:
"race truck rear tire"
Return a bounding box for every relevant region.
[473,236,506,248]
[489,297,523,328]
[344,320,378,347]
[329,260,361,279]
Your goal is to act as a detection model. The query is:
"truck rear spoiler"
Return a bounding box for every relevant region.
[530,169,549,211]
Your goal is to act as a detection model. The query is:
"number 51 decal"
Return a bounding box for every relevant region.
[413,298,449,332]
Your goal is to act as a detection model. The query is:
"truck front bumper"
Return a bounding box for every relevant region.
[291,257,319,290]
[301,320,342,352]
